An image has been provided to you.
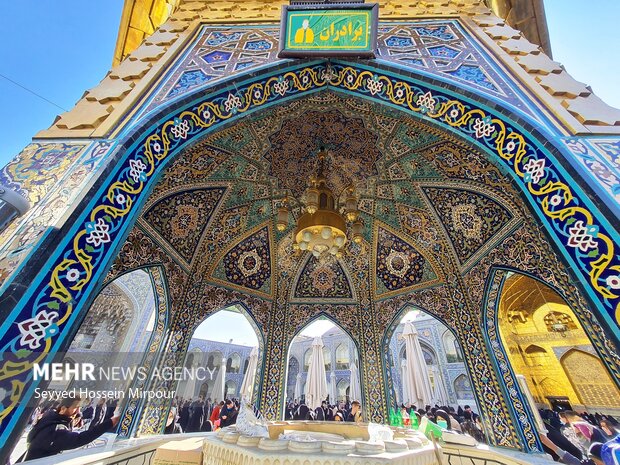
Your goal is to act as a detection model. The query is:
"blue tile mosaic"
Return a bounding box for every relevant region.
[447,64,498,91]
[168,70,213,98]
[201,50,233,64]
[385,36,415,48]
[428,45,460,59]
[245,40,272,50]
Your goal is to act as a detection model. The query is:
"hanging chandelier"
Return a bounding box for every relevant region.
[276,148,363,261]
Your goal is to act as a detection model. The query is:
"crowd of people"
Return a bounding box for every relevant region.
[538,409,619,465]
[19,391,620,465]
[164,395,239,434]
[28,397,121,434]
[393,403,486,442]
[285,399,363,422]
[284,398,484,442]
[19,394,238,462]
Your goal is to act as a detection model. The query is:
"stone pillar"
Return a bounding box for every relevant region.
[259,301,289,419]
[449,279,540,452]
[358,304,388,423]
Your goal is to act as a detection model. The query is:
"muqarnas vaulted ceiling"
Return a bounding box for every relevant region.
[137,91,525,301]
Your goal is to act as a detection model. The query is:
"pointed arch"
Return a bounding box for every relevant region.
[337,378,351,402]
[482,267,620,454]
[303,348,312,372]
[560,348,620,408]
[419,342,437,366]
[381,304,480,422]
[2,57,619,453]
[523,345,548,367]
[226,352,241,374]
[283,312,362,418]
[286,356,300,402]
[486,267,620,390]
[288,311,362,363]
[454,374,474,400]
[148,300,266,434]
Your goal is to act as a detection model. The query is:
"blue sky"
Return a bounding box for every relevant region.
[192,309,335,346]
[0,1,618,170]
[194,310,259,346]
[0,1,124,168]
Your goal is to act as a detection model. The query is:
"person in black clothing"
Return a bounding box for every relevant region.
[219,399,238,428]
[315,401,328,421]
[104,398,116,421]
[325,404,334,421]
[464,405,479,422]
[345,400,362,422]
[295,402,310,420]
[88,398,107,430]
[81,401,94,423]
[179,400,190,432]
[24,395,119,461]
[187,397,204,433]
[461,411,484,443]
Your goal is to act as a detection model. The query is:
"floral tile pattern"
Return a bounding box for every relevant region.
[294,255,353,299]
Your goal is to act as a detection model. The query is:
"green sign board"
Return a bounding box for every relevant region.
[279,4,378,58]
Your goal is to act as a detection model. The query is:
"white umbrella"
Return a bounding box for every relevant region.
[349,361,362,402]
[304,337,328,410]
[240,347,258,401]
[402,322,433,407]
[210,358,227,403]
[294,373,303,401]
[329,371,337,404]
[431,366,449,406]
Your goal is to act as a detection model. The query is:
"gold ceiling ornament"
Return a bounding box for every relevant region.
[279,148,362,261]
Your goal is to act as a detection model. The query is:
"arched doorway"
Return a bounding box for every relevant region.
[9,267,167,460]
[226,353,242,374]
[285,316,361,418]
[453,374,475,402]
[337,379,350,402]
[561,349,620,409]
[183,305,261,404]
[64,267,164,432]
[171,305,262,433]
[2,56,619,455]
[385,307,479,413]
[496,272,620,413]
